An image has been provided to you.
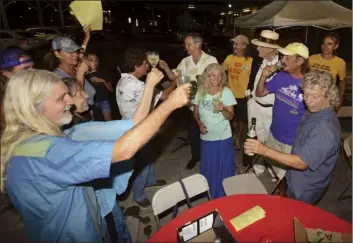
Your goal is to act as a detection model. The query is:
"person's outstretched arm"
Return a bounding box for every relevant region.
[81,25,91,51]
[112,83,191,162]
[132,68,164,124]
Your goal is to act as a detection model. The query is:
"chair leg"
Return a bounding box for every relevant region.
[278,179,287,197]
[338,184,352,201]
[270,179,281,195]
[155,215,161,229]
[207,191,212,201]
[172,205,179,219]
[244,154,262,173]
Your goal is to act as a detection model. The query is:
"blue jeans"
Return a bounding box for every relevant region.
[132,141,156,202]
[101,202,132,243]
[132,163,157,202]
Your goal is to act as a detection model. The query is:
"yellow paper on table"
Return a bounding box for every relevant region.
[230,205,266,232]
[69,1,103,30]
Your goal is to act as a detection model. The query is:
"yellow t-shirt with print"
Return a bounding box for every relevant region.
[222,55,253,98]
[309,54,346,83]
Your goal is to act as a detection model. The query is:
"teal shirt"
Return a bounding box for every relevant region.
[194,87,236,141]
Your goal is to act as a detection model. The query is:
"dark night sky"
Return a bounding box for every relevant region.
[3,0,352,29]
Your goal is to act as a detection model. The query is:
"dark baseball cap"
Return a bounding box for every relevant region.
[51,36,81,52]
[0,48,33,69]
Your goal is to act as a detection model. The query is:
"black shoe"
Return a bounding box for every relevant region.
[134,198,151,209]
[145,179,167,189]
[186,158,199,170]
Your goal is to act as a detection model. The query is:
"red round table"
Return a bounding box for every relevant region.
[148,194,352,242]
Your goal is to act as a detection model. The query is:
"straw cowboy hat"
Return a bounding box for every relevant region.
[251,30,281,49]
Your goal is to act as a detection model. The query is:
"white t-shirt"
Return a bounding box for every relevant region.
[116,73,162,120]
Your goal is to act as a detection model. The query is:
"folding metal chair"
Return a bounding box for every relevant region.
[152,174,211,229]
[223,173,268,196]
[243,154,284,195]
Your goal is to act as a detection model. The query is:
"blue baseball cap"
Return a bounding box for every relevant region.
[0,48,33,69]
[51,36,81,52]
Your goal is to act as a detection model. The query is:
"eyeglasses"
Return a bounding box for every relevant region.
[183,42,195,48]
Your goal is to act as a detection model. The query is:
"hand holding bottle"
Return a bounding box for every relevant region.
[244,117,257,156]
[244,138,267,156]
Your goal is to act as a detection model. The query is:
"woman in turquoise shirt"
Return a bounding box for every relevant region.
[193,63,236,198]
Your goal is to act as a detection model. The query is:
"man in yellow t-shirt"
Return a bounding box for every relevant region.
[309,32,346,110]
[223,35,253,150]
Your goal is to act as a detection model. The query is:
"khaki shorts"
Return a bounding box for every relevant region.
[264,132,292,180]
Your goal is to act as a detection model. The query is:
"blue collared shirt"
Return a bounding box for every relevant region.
[6,135,115,242]
[64,119,135,217]
[286,108,341,204]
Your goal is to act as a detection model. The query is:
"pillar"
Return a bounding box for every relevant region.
[0,0,10,30]
[36,0,44,26]
[58,1,65,27]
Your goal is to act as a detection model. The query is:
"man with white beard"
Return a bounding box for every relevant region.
[245,30,280,176]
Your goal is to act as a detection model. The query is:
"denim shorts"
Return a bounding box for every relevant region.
[95,100,111,113]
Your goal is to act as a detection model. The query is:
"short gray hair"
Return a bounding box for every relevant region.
[185,33,203,46]
[302,70,340,108]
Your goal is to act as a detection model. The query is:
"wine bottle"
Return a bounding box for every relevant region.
[244,117,257,156]
[190,76,199,99]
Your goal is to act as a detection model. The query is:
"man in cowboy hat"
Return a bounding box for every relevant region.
[245,30,281,175]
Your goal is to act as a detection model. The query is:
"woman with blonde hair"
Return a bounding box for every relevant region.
[193,63,236,198]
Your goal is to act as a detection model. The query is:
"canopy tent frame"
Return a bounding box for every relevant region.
[232,0,352,43]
